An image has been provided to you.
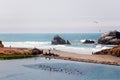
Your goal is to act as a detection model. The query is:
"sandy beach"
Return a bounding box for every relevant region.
[0,47,120,66]
[42,49,120,66]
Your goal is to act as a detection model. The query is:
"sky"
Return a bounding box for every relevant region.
[0,0,120,33]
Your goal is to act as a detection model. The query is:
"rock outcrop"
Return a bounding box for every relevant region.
[0,47,43,55]
[31,48,43,55]
[94,45,120,57]
[51,35,71,45]
[0,41,4,47]
[0,48,32,55]
[66,40,71,45]
[98,30,120,45]
[82,39,95,44]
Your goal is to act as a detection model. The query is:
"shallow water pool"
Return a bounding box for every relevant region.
[0,57,120,80]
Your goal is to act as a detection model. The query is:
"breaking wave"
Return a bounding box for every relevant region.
[3,41,111,54]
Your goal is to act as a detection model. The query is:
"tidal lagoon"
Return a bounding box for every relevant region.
[0,58,120,80]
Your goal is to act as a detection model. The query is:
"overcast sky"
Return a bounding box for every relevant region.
[0,0,120,33]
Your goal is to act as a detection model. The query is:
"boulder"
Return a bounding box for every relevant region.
[51,35,71,45]
[0,41,4,47]
[94,45,120,57]
[66,40,71,45]
[82,39,95,44]
[98,30,120,45]
[31,48,43,55]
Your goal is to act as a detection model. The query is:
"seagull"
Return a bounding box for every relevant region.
[94,21,99,24]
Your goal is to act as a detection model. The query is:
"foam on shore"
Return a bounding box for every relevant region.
[3,41,111,54]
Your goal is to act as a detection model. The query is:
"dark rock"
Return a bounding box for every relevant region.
[0,41,4,47]
[32,48,43,55]
[98,30,120,45]
[44,52,59,57]
[82,39,95,44]
[51,35,71,45]
[94,45,120,57]
[66,40,71,45]
[44,49,59,57]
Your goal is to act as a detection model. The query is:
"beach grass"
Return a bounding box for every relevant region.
[0,54,36,60]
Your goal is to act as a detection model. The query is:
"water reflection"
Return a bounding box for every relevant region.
[24,63,84,76]
[0,58,120,80]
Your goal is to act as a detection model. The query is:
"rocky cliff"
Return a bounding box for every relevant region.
[0,41,4,47]
[94,45,120,57]
[98,30,120,45]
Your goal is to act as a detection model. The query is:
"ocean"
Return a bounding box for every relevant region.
[0,33,112,54]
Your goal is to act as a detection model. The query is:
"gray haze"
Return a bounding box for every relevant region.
[0,0,120,33]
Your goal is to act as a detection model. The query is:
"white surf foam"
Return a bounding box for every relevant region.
[3,41,111,55]
[3,41,51,48]
[80,39,86,43]
[92,44,111,53]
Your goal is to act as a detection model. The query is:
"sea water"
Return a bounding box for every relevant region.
[0,34,120,80]
[0,58,120,80]
[0,33,113,54]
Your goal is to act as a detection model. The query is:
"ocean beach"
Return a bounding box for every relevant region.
[0,0,120,79]
[0,33,120,66]
[0,23,120,80]
[1,33,109,54]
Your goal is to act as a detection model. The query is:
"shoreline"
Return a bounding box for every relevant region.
[40,49,120,66]
[0,47,120,66]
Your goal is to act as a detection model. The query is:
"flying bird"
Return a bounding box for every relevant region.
[94,21,99,24]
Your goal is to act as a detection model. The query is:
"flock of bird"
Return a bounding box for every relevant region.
[38,64,83,75]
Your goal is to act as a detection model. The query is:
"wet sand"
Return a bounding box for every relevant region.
[42,49,120,66]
